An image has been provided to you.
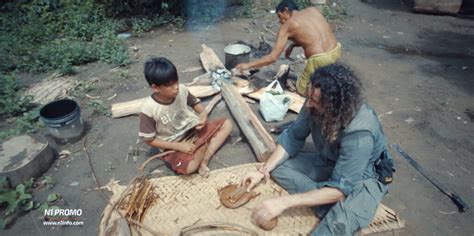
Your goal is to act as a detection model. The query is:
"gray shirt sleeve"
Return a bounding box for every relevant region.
[277,104,312,157]
[317,131,374,196]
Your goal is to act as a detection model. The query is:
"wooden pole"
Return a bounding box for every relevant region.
[111,85,220,118]
[221,83,275,162]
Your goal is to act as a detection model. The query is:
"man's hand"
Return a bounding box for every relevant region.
[252,197,286,226]
[235,63,251,73]
[176,142,196,154]
[239,170,265,192]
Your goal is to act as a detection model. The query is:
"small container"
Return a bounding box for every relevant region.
[224,44,251,70]
[39,99,85,144]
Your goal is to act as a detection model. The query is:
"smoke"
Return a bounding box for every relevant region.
[184,0,229,30]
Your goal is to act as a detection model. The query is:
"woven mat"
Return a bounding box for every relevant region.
[101,163,404,235]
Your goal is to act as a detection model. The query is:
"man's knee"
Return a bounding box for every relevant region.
[312,202,353,236]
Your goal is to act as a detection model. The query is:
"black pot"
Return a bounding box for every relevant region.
[224,44,251,70]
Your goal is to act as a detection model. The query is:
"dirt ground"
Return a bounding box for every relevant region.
[3,0,473,235]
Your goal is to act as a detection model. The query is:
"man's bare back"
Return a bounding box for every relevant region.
[286,7,337,58]
[235,4,338,72]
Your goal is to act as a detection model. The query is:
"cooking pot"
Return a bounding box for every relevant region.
[224,44,251,70]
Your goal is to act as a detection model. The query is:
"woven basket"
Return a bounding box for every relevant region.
[100,163,403,235]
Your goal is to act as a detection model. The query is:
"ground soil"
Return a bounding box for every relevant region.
[2,0,473,235]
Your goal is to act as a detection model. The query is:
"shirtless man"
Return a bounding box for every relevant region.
[235,0,341,96]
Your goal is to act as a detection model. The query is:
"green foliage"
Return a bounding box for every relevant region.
[0,177,33,229]
[0,0,129,73]
[295,0,311,9]
[0,109,42,140]
[0,73,33,116]
[0,176,61,229]
[46,193,61,203]
[234,0,254,18]
[131,16,165,36]
[87,100,112,117]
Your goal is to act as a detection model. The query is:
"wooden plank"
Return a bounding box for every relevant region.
[200,44,225,73]
[414,0,462,14]
[221,83,276,162]
[244,89,305,114]
[111,85,220,118]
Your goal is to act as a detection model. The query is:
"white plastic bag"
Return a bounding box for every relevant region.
[259,80,291,122]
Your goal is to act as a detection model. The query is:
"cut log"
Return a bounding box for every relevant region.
[200,44,226,73]
[0,134,55,186]
[111,85,220,118]
[221,83,275,162]
[414,0,462,14]
[184,72,213,86]
[245,89,305,114]
[205,94,222,114]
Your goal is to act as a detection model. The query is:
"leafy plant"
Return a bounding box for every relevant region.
[0,73,33,116]
[0,177,33,229]
[87,100,112,117]
[0,109,42,140]
[0,0,129,73]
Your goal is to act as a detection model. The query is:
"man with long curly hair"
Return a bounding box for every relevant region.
[240,63,394,235]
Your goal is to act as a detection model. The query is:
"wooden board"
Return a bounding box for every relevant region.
[244,89,305,114]
[111,85,220,118]
[221,83,276,162]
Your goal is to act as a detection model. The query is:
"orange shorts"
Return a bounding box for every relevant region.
[163,118,226,174]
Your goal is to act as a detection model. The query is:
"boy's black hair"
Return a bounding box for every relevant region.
[276,0,299,13]
[144,57,178,86]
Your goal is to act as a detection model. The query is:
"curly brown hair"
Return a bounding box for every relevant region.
[309,63,363,143]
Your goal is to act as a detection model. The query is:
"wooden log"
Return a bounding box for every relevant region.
[111,85,220,118]
[414,0,462,14]
[221,83,275,162]
[0,134,55,187]
[200,44,226,73]
[244,89,305,114]
[205,94,222,114]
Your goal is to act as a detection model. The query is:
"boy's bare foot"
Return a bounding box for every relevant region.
[198,164,210,178]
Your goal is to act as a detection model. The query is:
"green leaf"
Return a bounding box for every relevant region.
[0,176,9,191]
[23,200,33,211]
[0,191,16,204]
[37,203,49,214]
[15,184,25,194]
[5,199,20,215]
[23,178,35,189]
[33,201,42,209]
[48,206,60,211]
[47,193,60,203]
[19,193,32,201]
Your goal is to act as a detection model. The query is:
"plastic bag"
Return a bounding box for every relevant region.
[259,80,291,122]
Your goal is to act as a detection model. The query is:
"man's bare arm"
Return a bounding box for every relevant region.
[281,187,345,208]
[252,187,345,224]
[236,23,291,71]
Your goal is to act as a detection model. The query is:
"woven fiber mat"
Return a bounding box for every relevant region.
[100,163,404,235]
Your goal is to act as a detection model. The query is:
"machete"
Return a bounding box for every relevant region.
[393,144,469,212]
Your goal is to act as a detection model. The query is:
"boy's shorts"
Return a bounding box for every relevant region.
[163,118,226,174]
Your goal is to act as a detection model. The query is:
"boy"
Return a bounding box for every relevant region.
[139,57,232,177]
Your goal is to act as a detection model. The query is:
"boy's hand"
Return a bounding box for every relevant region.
[177,142,196,154]
[195,114,207,130]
